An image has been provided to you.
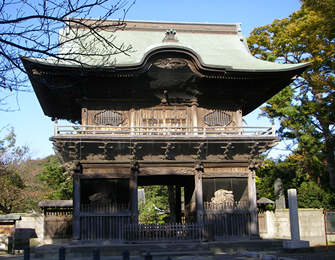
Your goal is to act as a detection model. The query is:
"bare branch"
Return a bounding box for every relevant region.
[0,0,136,110]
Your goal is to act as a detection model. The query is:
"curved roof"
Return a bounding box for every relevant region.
[20,20,310,121]
[46,20,307,72]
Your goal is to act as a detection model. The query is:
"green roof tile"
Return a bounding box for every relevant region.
[37,20,307,72]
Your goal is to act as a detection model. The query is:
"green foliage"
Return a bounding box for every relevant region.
[0,127,74,213]
[138,200,168,224]
[0,127,31,213]
[138,186,170,224]
[144,185,169,210]
[248,1,335,190]
[297,181,335,209]
[38,157,73,200]
[0,170,25,213]
[256,157,335,210]
[302,0,335,40]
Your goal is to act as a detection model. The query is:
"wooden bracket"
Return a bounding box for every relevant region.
[192,142,206,160]
[98,142,113,160]
[128,143,142,160]
[160,142,175,160]
[219,142,234,160]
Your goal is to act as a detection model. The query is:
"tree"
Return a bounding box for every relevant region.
[0,127,29,213]
[302,0,335,40]
[138,185,170,224]
[0,126,29,163]
[0,0,135,111]
[37,156,73,200]
[0,128,69,213]
[256,157,335,210]
[248,2,335,189]
[0,167,25,213]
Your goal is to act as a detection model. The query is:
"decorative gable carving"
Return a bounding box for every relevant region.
[162,29,178,42]
[154,58,187,70]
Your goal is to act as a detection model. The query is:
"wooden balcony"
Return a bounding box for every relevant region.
[51,122,277,163]
[53,122,275,139]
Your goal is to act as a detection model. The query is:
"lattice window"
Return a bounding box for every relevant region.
[165,118,186,125]
[141,107,187,126]
[94,110,123,126]
[142,118,163,126]
[203,110,231,126]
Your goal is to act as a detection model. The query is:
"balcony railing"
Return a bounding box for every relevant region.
[53,123,275,138]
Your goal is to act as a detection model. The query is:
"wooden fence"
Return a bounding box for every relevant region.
[123,222,214,243]
[204,212,251,237]
[80,215,131,241]
[44,217,72,238]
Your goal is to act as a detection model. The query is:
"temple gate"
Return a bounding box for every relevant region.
[21,20,309,242]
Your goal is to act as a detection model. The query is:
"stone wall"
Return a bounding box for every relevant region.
[13,213,44,250]
[260,209,335,245]
[3,209,334,249]
[1,213,72,252]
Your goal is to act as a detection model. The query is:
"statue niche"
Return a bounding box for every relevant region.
[89,191,111,204]
[211,189,235,204]
[88,179,115,205]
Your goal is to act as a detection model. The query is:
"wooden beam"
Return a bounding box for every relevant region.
[81,172,131,179]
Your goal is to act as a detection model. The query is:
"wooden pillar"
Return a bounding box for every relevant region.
[192,102,198,127]
[248,171,259,237]
[175,184,182,223]
[191,101,198,134]
[130,171,138,224]
[81,102,88,133]
[168,185,176,223]
[72,174,81,240]
[237,109,243,126]
[81,107,88,125]
[195,171,203,224]
[184,179,194,223]
[130,108,135,135]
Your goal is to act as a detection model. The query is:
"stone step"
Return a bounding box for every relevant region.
[141,250,214,257]
[140,244,210,252]
[140,244,213,257]
[33,239,285,258]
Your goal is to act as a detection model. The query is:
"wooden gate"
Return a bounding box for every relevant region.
[44,217,72,238]
[258,213,267,234]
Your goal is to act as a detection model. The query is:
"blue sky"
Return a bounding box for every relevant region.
[0,0,302,159]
